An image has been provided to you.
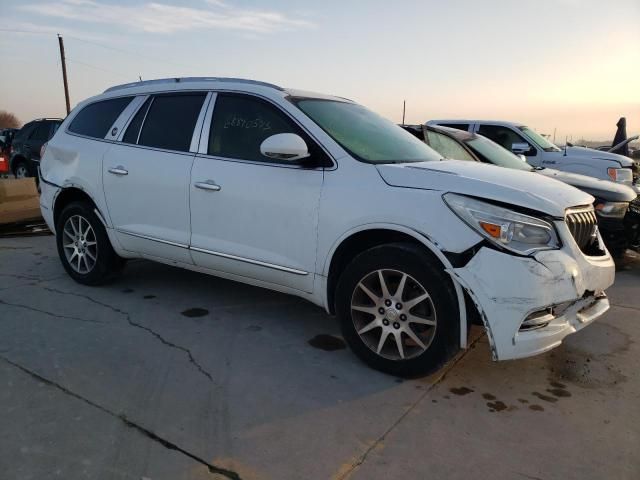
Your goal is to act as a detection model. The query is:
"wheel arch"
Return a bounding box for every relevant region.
[323,224,470,348]
[53,186,107,229]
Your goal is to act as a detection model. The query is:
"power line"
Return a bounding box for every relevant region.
[64,34,200,71]
[0,28,200,71]
[66,58,134,81]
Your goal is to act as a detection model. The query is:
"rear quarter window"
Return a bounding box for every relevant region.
[68,97,133,139]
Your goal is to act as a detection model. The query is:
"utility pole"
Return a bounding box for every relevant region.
[57,34,71,115]
[402,100,406,125]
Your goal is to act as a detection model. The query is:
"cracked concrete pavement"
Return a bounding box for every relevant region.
[0,236,638,479]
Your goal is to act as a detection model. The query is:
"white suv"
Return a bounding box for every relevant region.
[40,78,615,376]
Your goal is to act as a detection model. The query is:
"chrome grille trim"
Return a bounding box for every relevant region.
[565,206,597,252]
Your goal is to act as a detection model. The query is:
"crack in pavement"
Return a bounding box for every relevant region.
[0,274,68,292]
[42,287,215,383]
[0,298,104,324]
[334,334,485,480]
[0,355,240,480]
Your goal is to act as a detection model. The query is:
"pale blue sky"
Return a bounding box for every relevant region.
[1,0,638,140]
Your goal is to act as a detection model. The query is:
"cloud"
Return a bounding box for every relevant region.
[20,0,314,34]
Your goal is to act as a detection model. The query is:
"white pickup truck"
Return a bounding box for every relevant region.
[427,120,639,191]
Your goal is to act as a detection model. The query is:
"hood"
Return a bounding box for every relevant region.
[537,168,637,202]
[559,146,635,167]
[376,160,594,217]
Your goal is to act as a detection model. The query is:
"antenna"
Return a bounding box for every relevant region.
[402,100,406,126]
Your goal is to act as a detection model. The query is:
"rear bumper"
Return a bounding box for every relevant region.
[450,234,615,361]
[39,176,59,233]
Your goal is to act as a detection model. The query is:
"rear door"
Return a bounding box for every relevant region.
[102,92,208,263]
[189,92,326,292]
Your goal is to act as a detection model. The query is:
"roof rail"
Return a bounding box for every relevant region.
[104,77,284,94]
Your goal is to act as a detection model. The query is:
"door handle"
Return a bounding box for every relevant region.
[108,166,128,176]
[194,180,221,192]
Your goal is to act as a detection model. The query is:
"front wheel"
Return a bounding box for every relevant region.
[56,201,125,285]
[336,243,460,377]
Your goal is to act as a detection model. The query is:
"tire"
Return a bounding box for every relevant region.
[336,242,459,377]
[56,201,125,285]
[13,160,29,179]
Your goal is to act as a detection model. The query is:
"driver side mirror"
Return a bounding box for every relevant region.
[260,133,310,162]
[511,142,531,154]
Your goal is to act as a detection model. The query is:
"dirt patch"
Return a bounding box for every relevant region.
[529,404,544,412]
[482,393,496,400]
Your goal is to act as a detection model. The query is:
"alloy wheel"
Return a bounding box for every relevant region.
[350,269,437,361]
[62,215,98,274]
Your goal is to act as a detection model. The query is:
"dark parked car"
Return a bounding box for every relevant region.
[10,118,62,178]
[0,128,18,176]
[402,124,639,255]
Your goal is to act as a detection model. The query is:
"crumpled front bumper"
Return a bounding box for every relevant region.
[449,227,615,361]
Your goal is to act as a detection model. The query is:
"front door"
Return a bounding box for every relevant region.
[189,93,326,292]
[476,124,541,166]
[102,92,207,263]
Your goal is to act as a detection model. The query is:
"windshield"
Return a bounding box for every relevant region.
[292,98,442,164]
[518,126,561,152]
[466,135,533,171]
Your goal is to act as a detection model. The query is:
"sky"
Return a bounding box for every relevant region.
[0,0,639,141]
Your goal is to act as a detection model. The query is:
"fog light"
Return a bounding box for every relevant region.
[520,308,554,331]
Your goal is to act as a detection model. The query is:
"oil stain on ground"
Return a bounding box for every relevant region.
[143,295,156,300]
[181,308,209,318]
[449,387,474,396]
[246,325,262,332]
[482,393,496,400]
[532,391,558,403]
[487,400,508,412]
[547,387,572,398]
[529,404,545,412]
[122,288,134,293]
[308,334,346,351]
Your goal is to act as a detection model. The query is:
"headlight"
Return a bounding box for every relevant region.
[443,193,560,255]
[607,167,633,185]
[595,201,628,218]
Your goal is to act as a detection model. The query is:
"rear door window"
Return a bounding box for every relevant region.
[137,94,206,152]
[123,97,152,144]
[69,97,133,139]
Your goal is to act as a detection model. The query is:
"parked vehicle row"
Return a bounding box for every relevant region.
[39,77,615,376]
[401,124,639,255]
[427,120,639,189]
[0,127,18,176]
[8,118,62,179]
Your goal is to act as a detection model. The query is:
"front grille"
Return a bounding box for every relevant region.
[630,197,640,215]
[566,208,600,254]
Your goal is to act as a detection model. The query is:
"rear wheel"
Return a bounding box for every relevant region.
[14,161,29,178]
[56,201,125,285]
[336,243,459,377]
